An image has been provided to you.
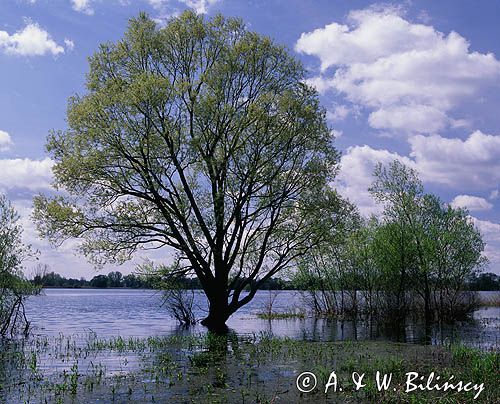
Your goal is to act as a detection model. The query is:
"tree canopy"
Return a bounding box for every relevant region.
[370,161,485,323]
[33,11,342,330]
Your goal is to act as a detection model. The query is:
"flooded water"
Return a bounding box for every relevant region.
[23,288,500,348]
[0,288,496,403]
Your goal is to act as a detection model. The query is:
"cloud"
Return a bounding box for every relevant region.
[471,218,500,274]
[71,0,94,15]
[295,6,500,134]
[0,158,54,191]
[179,0,220,14]
[336,130,500,214]
[146,0,166,8]
[64,38,75,51]
[0,23,65,56]
[0,130,13,152]
[326,103,352,122]
[489,190,499,200]
[69,1,221,20]
[335,145,415,215]
[451,195,493,211]
[368,104,448,133]
[409,130,500,188]
[146,0,220,14]
[331,129,343,139]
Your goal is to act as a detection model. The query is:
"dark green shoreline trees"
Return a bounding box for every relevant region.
[33,12,342,331]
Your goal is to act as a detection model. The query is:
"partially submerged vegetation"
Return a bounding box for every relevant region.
[257,311,306,320]
[0,194,39,338]
[295,161,486,328]
[32,10,345,332]
[0,9,497,403]
[0,332,498,403]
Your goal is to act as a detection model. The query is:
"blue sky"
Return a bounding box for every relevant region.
[1,0,500,277]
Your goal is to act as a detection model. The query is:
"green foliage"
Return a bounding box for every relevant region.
[33,11,341,328]
[89,275,109,288]
[293,198,361,315]
[0,194,39,337]
[296,160,486,322]
[467,272,500,291]
[370,161,486,321]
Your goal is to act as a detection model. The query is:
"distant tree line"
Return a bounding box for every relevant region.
[467,272,499,291]
[31,266,153,289]
[30,261,497,294]
[31,264,298,290]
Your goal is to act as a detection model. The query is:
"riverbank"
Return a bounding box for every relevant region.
[1,333,498,403]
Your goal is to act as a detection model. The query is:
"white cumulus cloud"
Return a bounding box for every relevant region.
[0,158,54,191]
[179,0,220,14]
[64,38,75,51]
[451,195,493,211]
[471,218,500,274]
[326,103,353,122]
[71,0,94,15]
[335,130,500,215]
[295,6,500,134]
[409,130,500,188]
[0,23,64,56]
[335,145,416,215]
[0,130,14,152]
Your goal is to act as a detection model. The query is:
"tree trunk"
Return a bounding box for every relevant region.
[423,277,432,344]
[201,291,231,333]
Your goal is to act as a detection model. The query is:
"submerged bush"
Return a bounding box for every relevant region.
[0,194,39,337]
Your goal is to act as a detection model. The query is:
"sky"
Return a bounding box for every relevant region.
[1,0,500,278]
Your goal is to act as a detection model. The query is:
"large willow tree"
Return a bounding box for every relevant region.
[33,12,341,330]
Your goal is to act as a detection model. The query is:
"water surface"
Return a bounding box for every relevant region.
[25,288,499,347]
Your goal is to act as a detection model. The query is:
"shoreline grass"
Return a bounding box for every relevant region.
[256,311,306,320]
[0,332,498,403]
